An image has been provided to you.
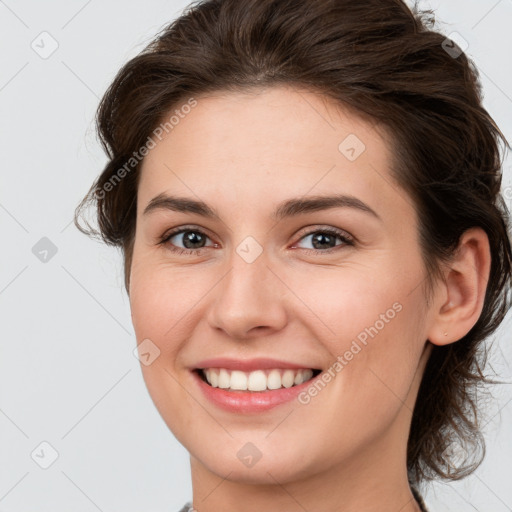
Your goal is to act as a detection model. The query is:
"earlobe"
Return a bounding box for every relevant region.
[427,227,491,347]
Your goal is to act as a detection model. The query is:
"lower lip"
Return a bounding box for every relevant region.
[191,370,321,413]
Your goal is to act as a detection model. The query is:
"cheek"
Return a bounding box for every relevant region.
[296,261,428,412]
[129,256,220,358]
[285,263,412,345]
[128,259,206,436]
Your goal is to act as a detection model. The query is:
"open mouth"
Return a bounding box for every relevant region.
[194,367,322,392]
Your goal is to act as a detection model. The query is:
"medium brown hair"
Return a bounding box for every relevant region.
[75,0,512,486]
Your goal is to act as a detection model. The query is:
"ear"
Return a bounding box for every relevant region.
[427,227,491,346]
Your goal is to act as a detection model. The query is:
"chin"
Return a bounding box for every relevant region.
[189,436,322,485]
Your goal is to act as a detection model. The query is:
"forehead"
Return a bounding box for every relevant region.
[137,85,410,224]
[143,84,389,163]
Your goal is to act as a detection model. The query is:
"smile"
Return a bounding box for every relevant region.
[191,362,324,413]
[197,367,321,392]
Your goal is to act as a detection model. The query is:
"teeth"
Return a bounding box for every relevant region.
[230,370,248,390]
[267,369,282,390]
[248,370,267,391]
[281,369,295,388]
[202,368,315,391]
[218,368,230,389]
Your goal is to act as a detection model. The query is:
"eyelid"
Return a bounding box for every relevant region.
[294,224,354,242]
[160,224,214,242]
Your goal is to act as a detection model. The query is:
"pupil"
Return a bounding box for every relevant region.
[312,232,335,249]
[183,231,205,249]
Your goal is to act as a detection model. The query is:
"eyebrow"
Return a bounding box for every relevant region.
[143,193,381,221]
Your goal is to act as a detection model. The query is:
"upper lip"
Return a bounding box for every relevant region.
[193,357,321,372]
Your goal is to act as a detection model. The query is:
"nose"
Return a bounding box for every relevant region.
[206,250,288,340]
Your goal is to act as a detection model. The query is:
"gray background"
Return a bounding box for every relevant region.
[1,0,511,510]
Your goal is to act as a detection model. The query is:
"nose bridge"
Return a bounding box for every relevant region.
[207,242,288,338]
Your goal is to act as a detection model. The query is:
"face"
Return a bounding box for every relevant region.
[129,85,434,485]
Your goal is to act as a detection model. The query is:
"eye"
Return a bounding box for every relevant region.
[159,226,217,256]
[158,225,354,256]
[293,227,354,254]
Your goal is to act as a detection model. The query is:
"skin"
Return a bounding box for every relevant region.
[128,84,491,512]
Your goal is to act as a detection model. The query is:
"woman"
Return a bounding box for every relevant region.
[75,0,512,510]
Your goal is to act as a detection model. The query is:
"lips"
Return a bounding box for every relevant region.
[190,357,324,412]
[193,357,322,372]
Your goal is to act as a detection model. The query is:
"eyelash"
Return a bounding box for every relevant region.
[158,225,355,257]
